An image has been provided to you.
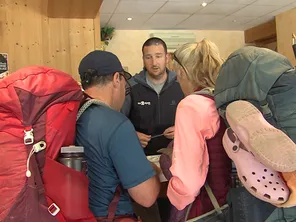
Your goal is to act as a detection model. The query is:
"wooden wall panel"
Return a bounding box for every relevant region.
[0,1,9,63]
[68,19,96,79]
[44,18,72,75]
[0,0,102,81]
[245,20,276,44]
[1,0,45,71]
[94,12,101,50]
[276,7,296,66]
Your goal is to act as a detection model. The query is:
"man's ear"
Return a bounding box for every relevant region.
[112,72,121,87]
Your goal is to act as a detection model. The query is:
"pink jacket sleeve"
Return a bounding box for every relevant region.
[167,95,220,210]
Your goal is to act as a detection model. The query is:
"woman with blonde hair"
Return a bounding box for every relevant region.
[160,39,232,221]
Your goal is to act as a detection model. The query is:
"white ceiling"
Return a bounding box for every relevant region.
[100,0,296,30]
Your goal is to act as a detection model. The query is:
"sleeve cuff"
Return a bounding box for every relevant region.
[123,169,156,190]
[167,177,196,211]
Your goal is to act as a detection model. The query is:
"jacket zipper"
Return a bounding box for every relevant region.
[157,94,161,124]
[134,77,176,126]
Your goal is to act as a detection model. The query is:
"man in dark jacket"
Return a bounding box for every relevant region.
[122,37,184,156]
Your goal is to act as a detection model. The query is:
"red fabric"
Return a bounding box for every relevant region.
[44,158,96,222]
[0,66,96,221]
[45,101,79,159]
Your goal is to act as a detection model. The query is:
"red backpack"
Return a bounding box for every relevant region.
[0,66,96,222]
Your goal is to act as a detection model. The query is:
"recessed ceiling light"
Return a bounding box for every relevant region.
[127,17,133,21]
[201,2,207,7]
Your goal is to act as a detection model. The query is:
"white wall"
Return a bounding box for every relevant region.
[105,30,245,74]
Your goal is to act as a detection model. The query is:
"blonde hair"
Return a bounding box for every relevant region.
[173,39,223,89]
[167,52,178,73]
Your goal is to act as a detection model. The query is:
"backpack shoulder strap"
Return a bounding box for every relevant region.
[204,182,224,215]
[76,99,110,121]
[107,185,122,221]
[192,87,214,96]
[193,88,228,120]
[192,87,215,100]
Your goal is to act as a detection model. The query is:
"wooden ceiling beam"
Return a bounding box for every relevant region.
[47,0,103,19]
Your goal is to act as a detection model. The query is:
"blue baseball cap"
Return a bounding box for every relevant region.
[78,50,131,81]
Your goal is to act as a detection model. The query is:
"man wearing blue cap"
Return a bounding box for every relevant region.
[75,50,160,221]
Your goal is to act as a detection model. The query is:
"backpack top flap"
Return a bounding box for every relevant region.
[0,66,83,126]
[214,46,294,109]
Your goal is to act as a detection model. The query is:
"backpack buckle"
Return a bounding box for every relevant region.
[24,129,34,145]
[48,203,60,216]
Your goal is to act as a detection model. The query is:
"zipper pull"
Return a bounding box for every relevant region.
[24,128,34,145]
[26,141,46,177]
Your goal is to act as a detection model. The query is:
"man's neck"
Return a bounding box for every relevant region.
[85,87,113,109]
[147,71,168,85]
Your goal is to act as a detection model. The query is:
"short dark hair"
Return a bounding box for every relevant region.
[81,69,116,90]
[142,37,167,54]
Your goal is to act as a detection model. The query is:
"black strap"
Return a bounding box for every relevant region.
[259,100,273,119]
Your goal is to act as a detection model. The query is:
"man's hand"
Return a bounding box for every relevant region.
[136,132,151,148]
[163,126,175,139]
